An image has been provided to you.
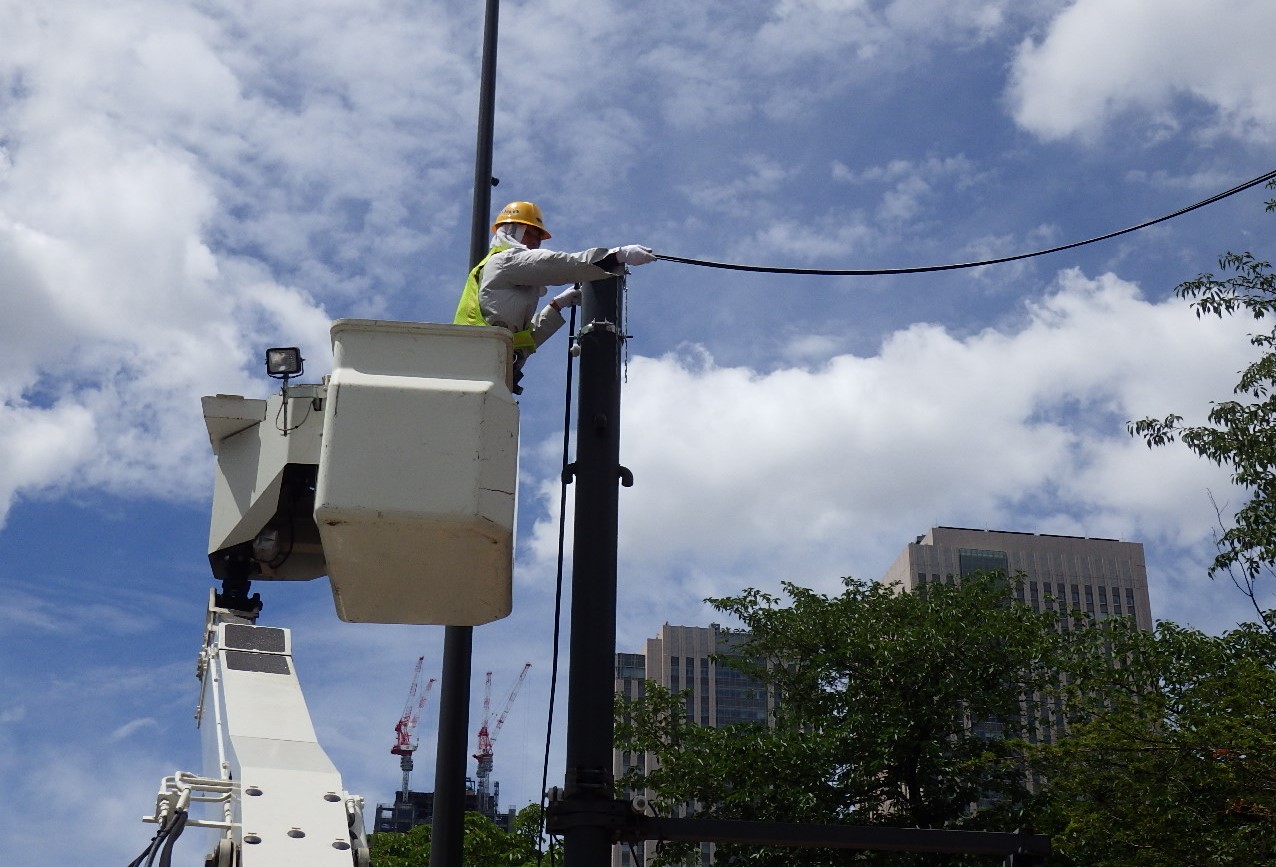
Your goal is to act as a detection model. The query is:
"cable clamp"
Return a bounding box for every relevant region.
[579,320,619,337]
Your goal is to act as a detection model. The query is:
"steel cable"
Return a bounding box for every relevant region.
[537,305,576,866]
[656,167,1276,277]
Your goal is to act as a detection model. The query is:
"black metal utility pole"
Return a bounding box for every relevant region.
[467,0,500,267]
[429,626,472,867]
[560,276,627,867]
[430,1,499,866]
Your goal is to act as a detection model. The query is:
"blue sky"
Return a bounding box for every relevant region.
[3,0,1276,862]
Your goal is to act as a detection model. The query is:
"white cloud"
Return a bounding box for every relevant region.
[681,155,795,214]
[836,155,981,225]
[0,0,489,526]
[756,0,1014,73]
[1008,0,1276,142]
[0,404,96,518]
[110,717,161,741]
[638,41,752,131]
[626,0,1023,135]
[781,333,854,363]
[884,0,1010,39]
[2,745,186,865]
[522,269,1254,628]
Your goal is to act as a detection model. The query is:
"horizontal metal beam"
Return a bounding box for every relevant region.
[547,796,1050,864]
[632,816,1049,858]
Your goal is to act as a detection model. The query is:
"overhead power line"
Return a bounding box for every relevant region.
[655,167,1276,277]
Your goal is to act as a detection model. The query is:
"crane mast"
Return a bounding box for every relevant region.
[473,662,531,808]
[390,657,435,800]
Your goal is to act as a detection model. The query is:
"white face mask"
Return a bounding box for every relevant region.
[492,224,528,248]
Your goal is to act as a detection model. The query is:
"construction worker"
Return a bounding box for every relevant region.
[454,200,655,391]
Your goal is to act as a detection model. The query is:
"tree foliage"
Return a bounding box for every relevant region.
[1033,617,1276,865]
[617,575,1276,865]
[1129,183,1276,629]
[368,804,557,867]
[616,573,1071,866]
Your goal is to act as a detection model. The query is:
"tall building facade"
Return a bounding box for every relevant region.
[883,526,1154,751]
[882,526,1153,630]
[613,624,772,867]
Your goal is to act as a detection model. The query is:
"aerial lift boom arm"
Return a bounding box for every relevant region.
[139,591,370,867]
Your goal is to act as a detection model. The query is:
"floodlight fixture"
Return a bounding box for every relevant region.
[265,347,304,380]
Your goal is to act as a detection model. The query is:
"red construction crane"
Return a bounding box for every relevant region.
[390,656,435,799]
[473,662,531,804]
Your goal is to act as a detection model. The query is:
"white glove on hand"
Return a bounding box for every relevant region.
[551,287,582,310]
[614,245,656,266]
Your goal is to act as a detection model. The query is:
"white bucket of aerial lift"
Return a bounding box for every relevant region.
[314,319,519,626]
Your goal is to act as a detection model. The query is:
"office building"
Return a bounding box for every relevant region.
[614,624,772,867]
[882,526,1152,630]
[373,782,511,834]
[884,525,1153,752]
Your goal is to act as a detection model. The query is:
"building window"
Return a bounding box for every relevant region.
[715,664,770,724]
[686,658,696,719]
[958,548,1009,578]
[700,659,710,725]
[616,653,645,679]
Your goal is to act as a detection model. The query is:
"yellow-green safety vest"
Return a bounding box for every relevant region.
[453,245,538,353]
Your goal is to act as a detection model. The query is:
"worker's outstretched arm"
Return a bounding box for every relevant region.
[483,244,656,349]
[486,247,616,288]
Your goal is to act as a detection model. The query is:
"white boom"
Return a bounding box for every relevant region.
[138,592,370,866]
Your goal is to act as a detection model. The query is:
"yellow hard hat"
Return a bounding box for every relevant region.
[492,201,551,239]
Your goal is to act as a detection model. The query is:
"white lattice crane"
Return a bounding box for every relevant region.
[390,656,435,799]
[473,662,531,804]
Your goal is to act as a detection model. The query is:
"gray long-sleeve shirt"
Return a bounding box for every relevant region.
[479,246,621,349]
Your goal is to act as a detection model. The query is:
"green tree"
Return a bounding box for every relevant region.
[616,577,1276,865]
[369,820,431,867]
[1033,616,1276,865]
[368,804,558,867]
[616,573,1070,866]
[1129,181,1276,631]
